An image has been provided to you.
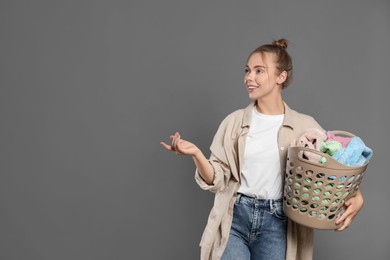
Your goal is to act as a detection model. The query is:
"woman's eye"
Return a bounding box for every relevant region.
[256,69,263,74]
[244,69,249,73]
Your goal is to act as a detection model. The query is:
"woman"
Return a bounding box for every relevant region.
[161,39,364,260]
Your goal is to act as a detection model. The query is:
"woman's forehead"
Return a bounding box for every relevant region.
[247,52,276,68]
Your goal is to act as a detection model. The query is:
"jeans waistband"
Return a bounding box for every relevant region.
[236,193,283,210]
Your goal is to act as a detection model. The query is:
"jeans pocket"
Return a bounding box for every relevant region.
[273,204,288,221]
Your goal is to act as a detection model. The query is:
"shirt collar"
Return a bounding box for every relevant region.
[241,101,294,129]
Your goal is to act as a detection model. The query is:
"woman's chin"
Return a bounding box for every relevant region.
[248,94,258,101]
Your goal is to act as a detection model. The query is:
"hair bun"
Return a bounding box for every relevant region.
[272,39,288,49]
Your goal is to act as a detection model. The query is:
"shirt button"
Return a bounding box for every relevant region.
[280,147,285,151]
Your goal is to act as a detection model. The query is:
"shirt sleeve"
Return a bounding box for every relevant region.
[194,114,234,193]
[194,156,231,193]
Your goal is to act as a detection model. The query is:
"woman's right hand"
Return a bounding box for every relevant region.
[161,132,214,184]
[160,132,200,156]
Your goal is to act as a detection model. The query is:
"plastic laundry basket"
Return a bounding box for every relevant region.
[283,131,369,230]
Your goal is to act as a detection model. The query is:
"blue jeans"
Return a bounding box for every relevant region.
[221,194,287,260]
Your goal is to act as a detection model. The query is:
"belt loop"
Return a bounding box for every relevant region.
[236,193,242,204]
[270,199,275,212]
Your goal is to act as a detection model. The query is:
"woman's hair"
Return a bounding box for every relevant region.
[249,38,293,89]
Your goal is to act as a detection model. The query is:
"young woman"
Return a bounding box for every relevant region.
[161,39,364,260]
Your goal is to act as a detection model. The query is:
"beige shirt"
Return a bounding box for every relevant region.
[195,101,322,260]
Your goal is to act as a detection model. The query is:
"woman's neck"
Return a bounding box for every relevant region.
[255,97,285,115]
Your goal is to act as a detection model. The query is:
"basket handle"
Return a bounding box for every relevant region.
[300,130,356,167]
[289,146,347,169]
[289,130,358,168]
[329,130,356,138]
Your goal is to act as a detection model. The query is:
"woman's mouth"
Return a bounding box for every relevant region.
[247,85,258,92]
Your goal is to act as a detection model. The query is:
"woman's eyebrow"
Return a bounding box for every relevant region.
[246,65,267,69]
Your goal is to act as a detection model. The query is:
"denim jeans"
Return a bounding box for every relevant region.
[221,194,287,260]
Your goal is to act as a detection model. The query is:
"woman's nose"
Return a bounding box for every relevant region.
[244,73,253,83]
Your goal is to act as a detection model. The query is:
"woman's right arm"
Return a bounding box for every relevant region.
[160,132,215,185]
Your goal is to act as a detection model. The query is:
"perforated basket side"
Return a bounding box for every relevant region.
[283,146,368,230]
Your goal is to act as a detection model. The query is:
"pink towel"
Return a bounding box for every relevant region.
[290,128,327,163]
[326,131,352,147]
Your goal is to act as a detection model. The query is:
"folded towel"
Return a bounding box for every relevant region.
[332,137,373,166]
[320,141,343,156]
[326,131,352,147]
[291,129,372,167]
[290,128,327,163]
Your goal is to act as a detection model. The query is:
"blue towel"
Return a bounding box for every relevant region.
[332,137,373,167]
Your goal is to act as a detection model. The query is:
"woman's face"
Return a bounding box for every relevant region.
[244,52,286,101]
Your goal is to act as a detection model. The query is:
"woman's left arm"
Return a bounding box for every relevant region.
[335,189,364,231]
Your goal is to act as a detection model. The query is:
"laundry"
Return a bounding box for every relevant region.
[332,137,373,167]
[320,141,342,156]
[326,131,352,147]
[291,129,372,167]
[290,128,327,163]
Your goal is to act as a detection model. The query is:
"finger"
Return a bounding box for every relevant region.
[171,133,181,150]
[171,138,177,150]
[173,132,181,141]
[175,140,185,154]
[335,208,351,225]
[335,200,355,225]
[335,213,346,225]
[169,133,179,143]
[335,206,357,230]
[160,142,174,151]
[172,132,180,140]
[336,217,352,231]
[344,200,352,207]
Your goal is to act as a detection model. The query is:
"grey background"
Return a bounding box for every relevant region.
[0,0,389,259]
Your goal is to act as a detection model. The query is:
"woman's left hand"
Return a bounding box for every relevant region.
[335,189,364,231]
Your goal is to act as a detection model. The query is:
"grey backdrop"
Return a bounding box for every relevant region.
[1,0,389,259]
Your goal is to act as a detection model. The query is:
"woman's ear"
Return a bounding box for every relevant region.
[277,70,288,85]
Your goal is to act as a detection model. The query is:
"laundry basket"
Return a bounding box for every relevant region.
[283,131,369,230]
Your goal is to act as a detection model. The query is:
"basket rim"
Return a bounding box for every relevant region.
[288,146,369,170]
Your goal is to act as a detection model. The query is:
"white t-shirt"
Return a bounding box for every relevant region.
[237,107,284,199]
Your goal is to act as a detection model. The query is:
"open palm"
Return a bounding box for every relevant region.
[160,132,200,156]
